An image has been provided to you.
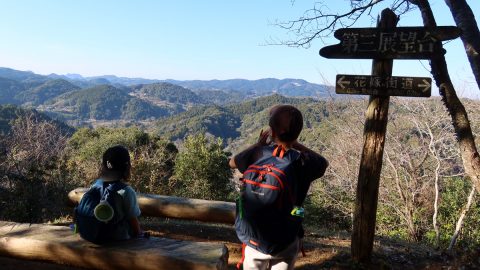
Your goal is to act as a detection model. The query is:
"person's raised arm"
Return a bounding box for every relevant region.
[229,129,271,171]
[292,141,329,177]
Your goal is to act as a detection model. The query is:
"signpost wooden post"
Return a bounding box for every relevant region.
[319,8,460,264]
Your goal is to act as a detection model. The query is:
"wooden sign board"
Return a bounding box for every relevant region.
[336,74,431,97]
[320,26,461,59]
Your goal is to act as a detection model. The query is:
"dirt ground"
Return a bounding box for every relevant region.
[0,218,478,269]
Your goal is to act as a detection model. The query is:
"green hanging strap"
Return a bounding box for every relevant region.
[237,195,244,219]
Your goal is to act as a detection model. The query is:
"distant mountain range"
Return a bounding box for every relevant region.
[165,78,332,98]
[0,67,334,124]
[0,67,334,96]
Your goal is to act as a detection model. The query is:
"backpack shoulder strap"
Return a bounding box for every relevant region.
[251,145,277,165]
[253,145,300,165]
[284,148,301,163]
[92,179,103,189]
[260,145,276,157]
[105,181,127,193]
[271,145,301,162]
[272,145,285,158]
[89,179,104,196]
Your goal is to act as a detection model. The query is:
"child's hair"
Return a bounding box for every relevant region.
[99,145,131,181]
[269,105,303,143]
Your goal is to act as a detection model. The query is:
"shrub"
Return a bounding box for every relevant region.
[172,134,234,201]
[0,113,75,222]
[64,127,177,193]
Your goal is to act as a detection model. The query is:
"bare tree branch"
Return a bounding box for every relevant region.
[274,0,415,47]
[448,185,476,252]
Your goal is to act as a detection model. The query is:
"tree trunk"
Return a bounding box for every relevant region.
[448,186,476,251]
[351,8,397,264]
[432,153,441,247]
[415,0,480,194]
[444,0,480,90]
[428,126,441,247]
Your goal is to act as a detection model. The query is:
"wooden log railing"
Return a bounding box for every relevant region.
[68,188,236,225]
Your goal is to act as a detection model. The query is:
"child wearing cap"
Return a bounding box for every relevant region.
[90,145,143,240]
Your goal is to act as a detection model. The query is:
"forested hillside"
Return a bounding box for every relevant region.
[0,104,73,135]
[0,77,25,104]
[153,94,324,142]
[130,82,205,108]
[155,105,241,141]
[15,79,80,105]
[41,85,176,121]
[0,67,333,127]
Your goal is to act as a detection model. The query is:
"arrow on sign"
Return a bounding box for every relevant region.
[418,79,431,93]
[337,76,351,89]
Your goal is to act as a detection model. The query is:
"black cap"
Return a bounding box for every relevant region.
[102,145,131,172]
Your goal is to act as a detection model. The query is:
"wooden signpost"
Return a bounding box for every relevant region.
[336,74,431,97]
[319,8,460,264]
[320,26,460,59]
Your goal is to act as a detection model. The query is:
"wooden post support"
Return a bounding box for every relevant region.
[351,9,398,264]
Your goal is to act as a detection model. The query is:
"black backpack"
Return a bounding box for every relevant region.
[75,180,128,244]
[235,145,302,254]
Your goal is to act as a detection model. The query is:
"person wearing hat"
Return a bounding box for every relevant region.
[90,145,143,240]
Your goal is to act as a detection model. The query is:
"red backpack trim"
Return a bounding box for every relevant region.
[243,168,285,190]
[236,243,247,269]
[243,179,280,190]
[272,145,286,158]
[249,164,286,176]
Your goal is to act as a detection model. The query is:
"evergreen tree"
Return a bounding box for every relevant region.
[173,134,233,201]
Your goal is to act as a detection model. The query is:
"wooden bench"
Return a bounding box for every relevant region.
[0,221,228,270]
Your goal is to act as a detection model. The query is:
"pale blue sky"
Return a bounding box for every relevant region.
[0,1,478,97]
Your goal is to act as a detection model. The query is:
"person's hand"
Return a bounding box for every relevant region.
[257,129,271,146]
[137,231,150,238]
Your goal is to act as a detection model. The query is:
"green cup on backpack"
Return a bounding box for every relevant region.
[94,200,114,223]
[290,206,305,218]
